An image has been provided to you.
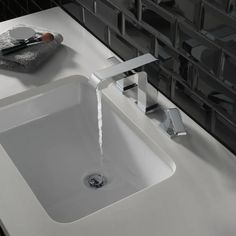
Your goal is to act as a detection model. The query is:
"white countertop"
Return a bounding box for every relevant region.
[0,7,236,236]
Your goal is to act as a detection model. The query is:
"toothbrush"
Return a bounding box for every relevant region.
[1,33,54,56]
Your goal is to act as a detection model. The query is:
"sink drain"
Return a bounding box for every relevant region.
[85,173,107,189]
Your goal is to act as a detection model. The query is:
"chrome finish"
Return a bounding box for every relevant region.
[107,56,137,92]
[106,57,158,112]
[90,53,158,113]
[90,53,157,90]
[137,71,158,113]
[160,108,187,138]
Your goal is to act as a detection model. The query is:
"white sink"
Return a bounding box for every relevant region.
[0,76,175,223]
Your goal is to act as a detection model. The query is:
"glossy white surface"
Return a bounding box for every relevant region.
[0,76,173,223]
[0,7,236,236]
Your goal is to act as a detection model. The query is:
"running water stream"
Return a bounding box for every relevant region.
[96,88,105,179]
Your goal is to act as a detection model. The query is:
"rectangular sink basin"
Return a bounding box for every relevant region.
[0,76,175,223]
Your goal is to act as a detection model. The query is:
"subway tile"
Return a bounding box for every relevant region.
[110,30,137,60]
[84,9,107,42]
[197,70,235,118]
[174,0,202,25]
[141,7,172,41]
[96,0,120,28]
[205,0,236,14]
[173,82,212,131]
[214,113,236,154]
[202,2,236,33]
[61,2,84,23]
[125,16,155,52]
[1,0,236,155]
[76,0,94,11]
[0,0,56,21]
[179,23,221,75]
[146,64,172,97]
[223,56,236,90]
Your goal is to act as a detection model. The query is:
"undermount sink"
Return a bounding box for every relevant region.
[0,75,175,223]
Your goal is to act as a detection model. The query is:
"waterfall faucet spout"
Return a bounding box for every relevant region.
[90,53,157,90]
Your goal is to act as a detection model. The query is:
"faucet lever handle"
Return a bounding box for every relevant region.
[161,108,187,138]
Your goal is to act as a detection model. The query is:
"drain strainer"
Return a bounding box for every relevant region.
[85,173,107,189]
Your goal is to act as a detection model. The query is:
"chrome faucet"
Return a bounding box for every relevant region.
[90,53,158,113]
[160,108,187,138]
[90,53,155,89]
[90,53,187,138]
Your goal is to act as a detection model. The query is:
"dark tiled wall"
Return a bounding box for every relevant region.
[1,0,236,155]
[56,0,236,155]
[0,0,56,21]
